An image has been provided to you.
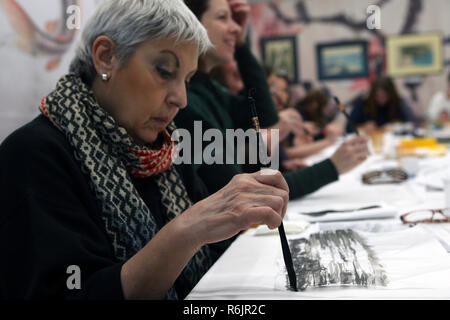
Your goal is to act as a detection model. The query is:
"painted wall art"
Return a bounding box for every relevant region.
[316,40,369,81]
[0,0,99,142]
[260,35,299,83]
[249,0,450,117]
[386,33,443,77]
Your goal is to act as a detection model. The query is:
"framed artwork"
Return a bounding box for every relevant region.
[260,35,299,84]
[386,33,443,77]
[316,40,369,80]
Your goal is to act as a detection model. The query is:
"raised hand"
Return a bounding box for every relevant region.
[330,136,369,175]
[228,0,251,45]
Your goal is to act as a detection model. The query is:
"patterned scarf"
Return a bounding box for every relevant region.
[40,74,212,299]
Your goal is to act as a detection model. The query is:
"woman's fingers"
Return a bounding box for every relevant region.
[241,192,286,216]
[187,171,289,245]
[243,206,282,230]
[251,170,289,217]
[228,0,250,44]
[253,170,289,193]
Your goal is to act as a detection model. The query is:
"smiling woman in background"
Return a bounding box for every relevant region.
[176,0,369,200]
[0,0,289,300]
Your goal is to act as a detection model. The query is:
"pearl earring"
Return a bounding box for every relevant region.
[101,73,108,81]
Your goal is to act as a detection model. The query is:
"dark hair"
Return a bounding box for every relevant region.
[184,0,209,20]
[366,76,401,122]
[294,89,329,127]
[265,65,291,108]
[264,65,274,77]
[264,65,290,85]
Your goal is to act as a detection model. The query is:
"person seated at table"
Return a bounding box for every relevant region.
[427,71,450,127]
[210,59,245,95]
[0,0,290,300]
[176,0,369,199]
[266,68,344,167]
[284,88,345,160]
[295,87,341,132]
[347,76,417,134]
[212,62,307,171]
[266,66,291,112]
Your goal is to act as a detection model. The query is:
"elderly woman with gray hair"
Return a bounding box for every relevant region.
[0,0,288,300]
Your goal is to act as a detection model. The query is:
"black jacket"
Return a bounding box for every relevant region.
[0,115,221,299]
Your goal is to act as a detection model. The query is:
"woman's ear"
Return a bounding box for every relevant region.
[92,35,117,79]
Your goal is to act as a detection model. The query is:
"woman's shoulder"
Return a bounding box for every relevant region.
[1,115,66,151]
[0,115,74,169]
[0,114,89,217]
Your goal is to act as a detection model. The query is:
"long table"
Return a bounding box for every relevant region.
[186,136,450,300]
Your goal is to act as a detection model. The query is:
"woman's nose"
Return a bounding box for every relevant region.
[167,81,188,109]
[229,19,242,35]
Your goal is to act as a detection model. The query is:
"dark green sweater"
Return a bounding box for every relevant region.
[175,45,339,199]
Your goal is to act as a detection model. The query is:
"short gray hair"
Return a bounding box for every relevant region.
[69,0,211,85]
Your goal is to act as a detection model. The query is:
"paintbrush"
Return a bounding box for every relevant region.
[333,96,359,136]
[248,88,298,292]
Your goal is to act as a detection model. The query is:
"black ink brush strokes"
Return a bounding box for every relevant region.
[288,229,388,291]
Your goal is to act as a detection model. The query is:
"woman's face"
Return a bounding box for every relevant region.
[375,88,389,106]
[223,60,244,94]
[268,74,290,111]
[201,0,241,67]
[102,38,198,145]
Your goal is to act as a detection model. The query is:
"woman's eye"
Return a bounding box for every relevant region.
[156,66,174,78]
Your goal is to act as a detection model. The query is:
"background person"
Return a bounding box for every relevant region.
[427,71,450,126]
[266,66,291,112]
[176,0,369,199]
[210,59,245,95]
[347,76,417,134]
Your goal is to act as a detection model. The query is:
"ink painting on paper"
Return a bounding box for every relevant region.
[287,229,388,291]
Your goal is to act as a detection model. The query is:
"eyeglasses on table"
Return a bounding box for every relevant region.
[400,208,450,225]
[362,168,408,185]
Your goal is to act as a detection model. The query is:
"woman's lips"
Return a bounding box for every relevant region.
[152,117,170,127]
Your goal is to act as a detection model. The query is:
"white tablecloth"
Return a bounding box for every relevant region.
[187,138,450,300]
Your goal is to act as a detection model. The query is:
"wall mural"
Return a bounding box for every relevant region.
[1,0,80,71]
[0,0,98,142]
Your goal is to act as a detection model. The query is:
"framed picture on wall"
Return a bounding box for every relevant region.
[316,40,369,81]
[386,33,443,77]
[260,35,299,84]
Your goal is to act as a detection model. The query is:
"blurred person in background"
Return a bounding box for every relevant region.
[348,76,417,134]
[427,71,450,127]
[210,59,245,95]
[176,0,369,200]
